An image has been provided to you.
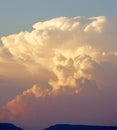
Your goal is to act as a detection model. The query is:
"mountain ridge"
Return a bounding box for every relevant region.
[0,123,24,130]
[43,124,117,130]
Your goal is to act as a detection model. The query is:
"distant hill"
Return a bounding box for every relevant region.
[44,124,117,130]
[0,123,24,130]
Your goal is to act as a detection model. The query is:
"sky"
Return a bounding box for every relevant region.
[0,0,117,130]
[0,0,117,37]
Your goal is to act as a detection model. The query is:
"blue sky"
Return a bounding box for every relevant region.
[0,0,117,37]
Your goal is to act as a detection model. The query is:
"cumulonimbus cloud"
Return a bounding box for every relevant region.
[0,16,117,129]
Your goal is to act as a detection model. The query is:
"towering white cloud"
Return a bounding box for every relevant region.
[0,16,117,130]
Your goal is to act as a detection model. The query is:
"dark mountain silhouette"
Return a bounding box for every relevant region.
[0,123,24,130]
[44,124,117,130]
